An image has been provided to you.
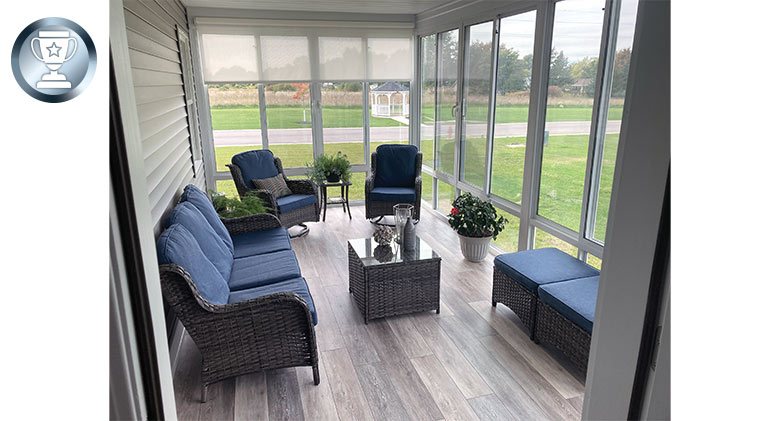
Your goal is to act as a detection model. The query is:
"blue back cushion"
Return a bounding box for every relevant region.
[157,224,230,305]
[180,185,234,253]
[232,150,279,189]
[167,202,233,282]
[374,144,418,188]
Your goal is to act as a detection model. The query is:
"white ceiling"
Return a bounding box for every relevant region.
[181,0,459,15]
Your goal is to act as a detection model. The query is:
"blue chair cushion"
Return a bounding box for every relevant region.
[232,150,279,189]
[157,224,230,305]
[494,248,599,293]
[369,186,416,203]
[228,250,301,291]
[232,227,292,259]
[374,144,418,188]
[166,202,233,282]
[538,275,599,334]
[276,194,317,214]
[180,185,234,254]
[228,277,318,325]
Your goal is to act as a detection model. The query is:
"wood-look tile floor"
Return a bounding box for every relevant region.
[173,206,585,421]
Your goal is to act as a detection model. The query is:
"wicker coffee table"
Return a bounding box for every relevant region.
[348,236,441,324]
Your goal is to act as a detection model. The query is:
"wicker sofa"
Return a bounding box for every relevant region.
[365,144,422,222]
[157,184,319,401]
[227,150,320,237]
[492,248,599,378]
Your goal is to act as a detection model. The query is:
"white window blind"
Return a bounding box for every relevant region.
[197,19,413,83]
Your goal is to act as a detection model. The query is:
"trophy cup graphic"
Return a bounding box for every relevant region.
[30,31,78,89]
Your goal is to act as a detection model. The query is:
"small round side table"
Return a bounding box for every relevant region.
[319,180,352,221]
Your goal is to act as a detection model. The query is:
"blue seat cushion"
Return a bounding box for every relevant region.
[157,224,230,305]
[228,277,318,325]
[232,150,279,189]
[166,202,233,282]
[538,276,599,334]
[494,248,599,293]
[228,250,301,291]
[374,144,418,188]
[369,186,416,203]
[232,227,292,259]
[276,194,317,214]
[180,185,234,253]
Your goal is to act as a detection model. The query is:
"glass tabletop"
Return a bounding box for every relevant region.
[348,236,440,267]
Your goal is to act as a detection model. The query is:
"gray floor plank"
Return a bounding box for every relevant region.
[198,378,235,421]
[295,365,340,421]
[266,368,305,421]
[467,394,515,421]
[411,355,480,421]
[172,332,202,421]
[567,395,584,414]
[355,363,411,421]
[234,372,268,421]
[386,314,434,359]
[322,348,375,421]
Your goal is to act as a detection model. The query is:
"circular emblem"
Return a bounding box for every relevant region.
[11,17,96,103]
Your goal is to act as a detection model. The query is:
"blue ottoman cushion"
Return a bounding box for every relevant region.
[276,194,317,214]
[228,277,318,325]
[228,249,301,291]
[538,275,600,334]
[369,186,416,203]
[157,224,230,305]
[180,184,234,253]
[494,248,599,293]
[232,226,292,259]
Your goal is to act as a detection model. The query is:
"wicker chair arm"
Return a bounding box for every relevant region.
[287,178,317,196]
[220,212,282,236]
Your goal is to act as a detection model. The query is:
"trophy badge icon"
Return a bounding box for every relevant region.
[30,31,78,89]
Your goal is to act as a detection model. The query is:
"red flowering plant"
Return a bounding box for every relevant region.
[447,193,507,240]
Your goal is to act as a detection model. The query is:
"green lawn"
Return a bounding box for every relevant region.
[210,106,407,131]
[422,104,623,125]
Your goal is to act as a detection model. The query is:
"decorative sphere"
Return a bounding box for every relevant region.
[373,226,395,245]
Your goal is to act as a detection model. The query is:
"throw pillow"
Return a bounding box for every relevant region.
[252,174,292,198]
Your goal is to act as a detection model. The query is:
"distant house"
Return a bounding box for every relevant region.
[570,78,593,94]
[371,81,409,117]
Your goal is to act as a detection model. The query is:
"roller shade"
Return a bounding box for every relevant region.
[197,19,413,83]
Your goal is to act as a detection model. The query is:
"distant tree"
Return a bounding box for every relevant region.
[291,83,310,100]
[570,56,598,96]
[548,49,573,88]
[495,46,532,94]
[611,48,632,98]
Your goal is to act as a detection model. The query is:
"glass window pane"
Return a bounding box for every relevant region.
[200,34,259,82]
[319,37,365,80]
[259,36,311,81]
[492,208,520,252]
[422,173,434,207]
[420,34,437,168]
[534,228,577,257]
[537,0,605,232]
[209,84,262,172]
[436,181,455,215]
[367,38,413,80]
[369,81,410,155]
[265,82,313,168]
[490,11,536,204]
[592,0,639,242]
[435,29,459,176]
[348,171,366,201]
[322,82,365,165]
[216,179,239,198]
[587,254,602,270]
[460,21,493,189]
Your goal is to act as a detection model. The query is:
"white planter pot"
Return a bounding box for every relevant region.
[458,233,493,262]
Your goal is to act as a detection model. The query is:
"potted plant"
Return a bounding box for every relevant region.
[209,191,269,218]
[307,151,352,184]
[447,193,507,262]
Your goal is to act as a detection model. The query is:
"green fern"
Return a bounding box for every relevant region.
[208,190,270,219]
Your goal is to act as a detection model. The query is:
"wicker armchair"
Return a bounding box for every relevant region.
[365,145,422,222]
[159,213,319,402]
[226,150,319,237]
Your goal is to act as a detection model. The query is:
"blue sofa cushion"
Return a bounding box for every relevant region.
[228,277,318,325]
[232,226,292,259]
[166,202,233,282]
[157,224,230,305]
[276,194,317,214]
[180,185,234,253]
[369,186,416,203]
[232,150,279,190]
[374,144,418,188]
[494,248,599,293]
[228,250,302,291]
[538,275,600,334]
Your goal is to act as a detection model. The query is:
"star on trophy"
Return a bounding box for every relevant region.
[30,31,78,88]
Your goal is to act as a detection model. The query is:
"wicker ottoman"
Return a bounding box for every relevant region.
[348,236,441,324]
[492,248,599,340]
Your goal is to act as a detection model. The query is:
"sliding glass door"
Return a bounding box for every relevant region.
[434,29,460,178]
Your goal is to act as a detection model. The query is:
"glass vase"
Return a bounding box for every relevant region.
[393,203,414,244]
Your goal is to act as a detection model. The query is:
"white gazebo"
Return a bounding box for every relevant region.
[370,81,409,117]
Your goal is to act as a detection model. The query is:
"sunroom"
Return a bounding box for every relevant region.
[109,0,670,419]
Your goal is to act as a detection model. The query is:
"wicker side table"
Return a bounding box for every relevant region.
[347,237,441,324]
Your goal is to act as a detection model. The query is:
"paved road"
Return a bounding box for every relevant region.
[213,120,622,146]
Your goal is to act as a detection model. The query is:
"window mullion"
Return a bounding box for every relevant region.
[258,83,269,150]
[484,17,500,198]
